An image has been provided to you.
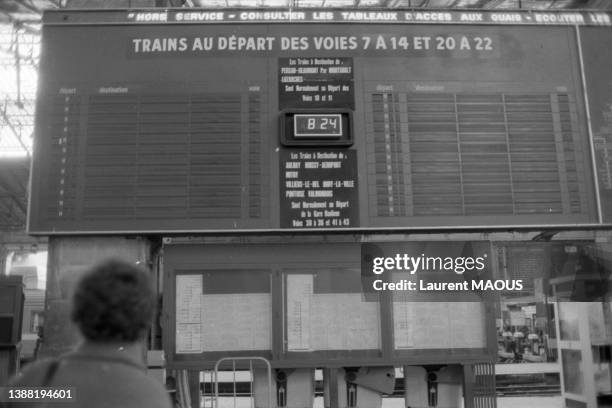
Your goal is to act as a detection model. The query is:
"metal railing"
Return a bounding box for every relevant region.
[213,356,273,408]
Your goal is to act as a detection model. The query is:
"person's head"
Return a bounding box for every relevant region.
[71,259,155,343]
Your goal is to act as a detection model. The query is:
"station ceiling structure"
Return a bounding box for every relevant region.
[0,0,611,232]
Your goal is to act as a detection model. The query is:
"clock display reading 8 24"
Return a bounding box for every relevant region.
[280,109,353,146]
[294,114,342,138]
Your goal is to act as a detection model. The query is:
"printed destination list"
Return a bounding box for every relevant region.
[279,149,359,228]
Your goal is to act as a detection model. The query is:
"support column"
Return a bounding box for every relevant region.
[323,368,340,408]
[462,364,475,408]
[404,366,428,408]
[187,369,200,408]
[40,236,152,358]
[0,244,8,275]
[253,368,314,408]
[324,367,390,408]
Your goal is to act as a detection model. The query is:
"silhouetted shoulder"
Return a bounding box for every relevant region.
[8,358,58,387]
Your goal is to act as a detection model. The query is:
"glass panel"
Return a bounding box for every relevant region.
[559,302,580,341]
[564,399,587,408]
[589,302,608,344]
[562,349,584,395]
[285,268,381,351]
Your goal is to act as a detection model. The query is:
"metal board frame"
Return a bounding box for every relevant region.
[162,238,497,369]
[27,9,610,234]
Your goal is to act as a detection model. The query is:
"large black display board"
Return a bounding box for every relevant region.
[28,10,607,233]
[580,27,612,223]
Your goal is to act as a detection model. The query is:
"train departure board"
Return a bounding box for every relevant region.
[28,9,612,233]
[580,26,612,223]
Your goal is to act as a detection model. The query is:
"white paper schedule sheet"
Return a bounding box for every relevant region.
[286,274,313,351]
[176,275,203,353]
[286,274,380,351]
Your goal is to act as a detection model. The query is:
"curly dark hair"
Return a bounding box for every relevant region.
[71,259,155,342]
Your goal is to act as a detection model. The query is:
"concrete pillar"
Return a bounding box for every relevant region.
[40,236,151,358]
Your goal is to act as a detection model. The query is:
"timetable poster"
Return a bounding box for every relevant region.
[279,149,359,228]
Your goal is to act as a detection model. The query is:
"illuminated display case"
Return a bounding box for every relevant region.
[162,239,496,369]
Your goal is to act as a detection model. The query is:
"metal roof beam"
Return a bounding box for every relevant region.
[0,108,32,157]
[0,187,26,218]
[11,0,43,16]
[0,10,41,30]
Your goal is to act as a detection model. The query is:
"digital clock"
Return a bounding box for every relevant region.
[294,114,342,138]
[280,109,353,146]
